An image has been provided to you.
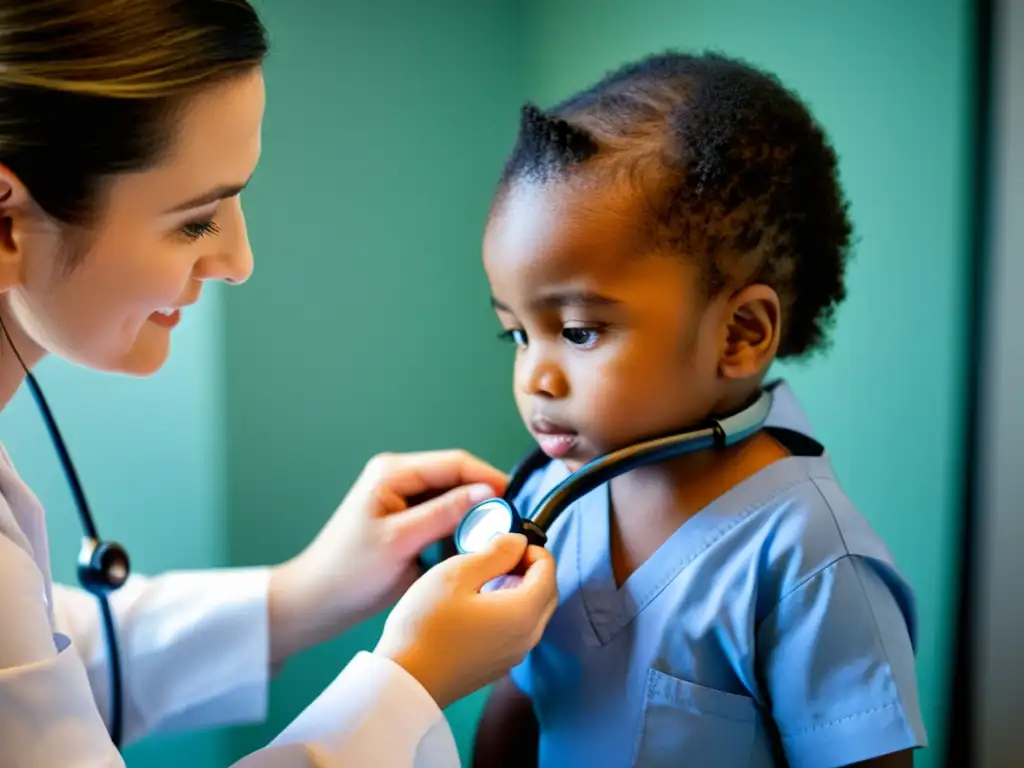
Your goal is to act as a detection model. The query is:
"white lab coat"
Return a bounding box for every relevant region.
[0,442,460,766]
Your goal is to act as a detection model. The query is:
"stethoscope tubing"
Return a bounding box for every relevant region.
[455,388,774,555]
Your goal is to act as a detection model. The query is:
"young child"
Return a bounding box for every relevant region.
[471,51,927,767]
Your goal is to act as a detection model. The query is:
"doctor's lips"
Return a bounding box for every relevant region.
[530,416,578,459]
[148,296,200,329]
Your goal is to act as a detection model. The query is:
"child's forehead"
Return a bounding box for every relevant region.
[483,179,650,288]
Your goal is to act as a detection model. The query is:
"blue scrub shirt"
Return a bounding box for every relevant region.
[508,381,927,767]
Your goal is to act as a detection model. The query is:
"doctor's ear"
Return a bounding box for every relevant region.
[0,165,43,292]
[717,284,782,380]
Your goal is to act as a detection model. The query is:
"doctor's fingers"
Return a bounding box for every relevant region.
[361,449,508,501]
[480,547,558,624]
[519,543,553,572]
[513,546,558,618]
[478,588,558,653]
[385,482,498,556]
[444,533,531,590]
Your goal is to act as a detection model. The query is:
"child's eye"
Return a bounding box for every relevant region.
[563,327,601,349]
[180,219,221,241]
[498,329,528,347]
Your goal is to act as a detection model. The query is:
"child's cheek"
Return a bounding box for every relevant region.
[578,353,647,445]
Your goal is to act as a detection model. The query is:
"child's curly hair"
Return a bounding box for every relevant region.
[496,50,854,359]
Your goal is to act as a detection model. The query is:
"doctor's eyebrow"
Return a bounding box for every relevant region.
[490,291,622,312]
[166,179,251,213]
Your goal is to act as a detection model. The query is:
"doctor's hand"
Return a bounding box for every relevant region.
[375,533,558,709]
[268,449,507,665]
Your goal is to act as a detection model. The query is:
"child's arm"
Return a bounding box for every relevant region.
[471,675,538,768]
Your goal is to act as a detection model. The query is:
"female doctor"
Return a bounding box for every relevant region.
[0,1,558,766]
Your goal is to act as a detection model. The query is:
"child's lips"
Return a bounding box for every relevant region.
[530,417,578,458]
[535,433,578,458]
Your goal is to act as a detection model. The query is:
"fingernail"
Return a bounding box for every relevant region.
[487,533,520,554]
[468,484,496,503]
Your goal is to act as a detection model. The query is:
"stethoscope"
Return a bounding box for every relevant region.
[0,321,130,748]
[451,387,774,555]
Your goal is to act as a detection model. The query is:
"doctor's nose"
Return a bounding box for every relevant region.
[194,244,253,285]
[219,238,254,285]
[192,201,254,286]
[519,353,569,399]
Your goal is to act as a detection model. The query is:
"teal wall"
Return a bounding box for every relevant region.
[524,1,972,765]
[0,2,972,767]
[0,292,230,766]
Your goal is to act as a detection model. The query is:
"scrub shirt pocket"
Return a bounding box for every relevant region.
[631,668,758,767]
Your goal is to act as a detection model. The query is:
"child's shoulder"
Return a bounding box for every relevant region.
[742,455,912,619]
[740,380,912,602]
[755,455,897,567]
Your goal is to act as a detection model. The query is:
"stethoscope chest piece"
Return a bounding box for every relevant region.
[454,497,547,554]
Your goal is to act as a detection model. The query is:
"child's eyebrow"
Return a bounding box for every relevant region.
[490,291,621,312]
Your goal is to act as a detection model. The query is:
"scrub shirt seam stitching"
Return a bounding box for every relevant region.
[782,700,904,738]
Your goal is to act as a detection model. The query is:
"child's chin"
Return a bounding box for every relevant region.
[560,456,592,473]
[559,441,631,472]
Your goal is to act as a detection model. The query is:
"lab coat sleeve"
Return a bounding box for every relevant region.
[54,569,461,766]
[51,567,273,744]
[232,651,461,767]
[0,526,124,767]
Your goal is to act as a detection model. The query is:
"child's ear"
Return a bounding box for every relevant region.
[719,284,781,380]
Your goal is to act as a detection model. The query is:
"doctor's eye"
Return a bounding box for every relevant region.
[563,327,601,349]
[498,329,528,347]
[180,219,221,242]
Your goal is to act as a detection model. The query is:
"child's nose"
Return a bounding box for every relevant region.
[519,352,569,399]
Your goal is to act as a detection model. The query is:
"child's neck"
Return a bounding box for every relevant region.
[607,430,790,588]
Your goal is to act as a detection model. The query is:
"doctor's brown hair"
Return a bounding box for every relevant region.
[0,0,268,240]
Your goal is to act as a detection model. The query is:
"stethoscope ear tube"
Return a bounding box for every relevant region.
[716,387,774,446]
[530,388,774,532]
[28,368,128,748]
[527,427,718,532]
[1,316,129,749]
[455,388,774,555]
